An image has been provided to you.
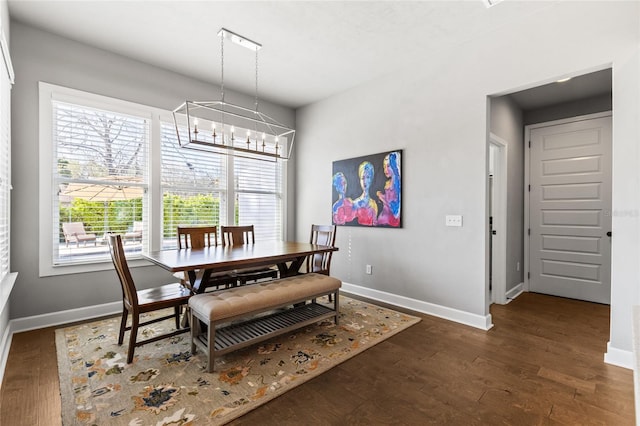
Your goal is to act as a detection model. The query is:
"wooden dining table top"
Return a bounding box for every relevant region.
[142,240,338,275]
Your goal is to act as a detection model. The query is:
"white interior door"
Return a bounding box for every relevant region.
[529,114,612,304]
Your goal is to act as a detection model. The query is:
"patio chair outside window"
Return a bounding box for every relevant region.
[124,221,143,243]
[62,222,97,247]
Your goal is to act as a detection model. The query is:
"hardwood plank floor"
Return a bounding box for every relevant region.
[0,292,634,425]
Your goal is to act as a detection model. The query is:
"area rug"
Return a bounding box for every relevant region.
[56,296,421,425]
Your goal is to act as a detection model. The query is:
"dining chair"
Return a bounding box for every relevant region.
[220,225,279,285]
[308,224,337,301]
[176,225,236,292]
[107,234,191,364]
[220,225,255,246]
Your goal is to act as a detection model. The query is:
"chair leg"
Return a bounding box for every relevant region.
[127,314,139,364]
[174,306,181,329]
[118,309,128,345]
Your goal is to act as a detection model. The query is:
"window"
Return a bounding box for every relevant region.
[234,155,283,241]
[160,121,226,249]
[39,84,287,276]
[0,28,14,307]
[53,100,149,264]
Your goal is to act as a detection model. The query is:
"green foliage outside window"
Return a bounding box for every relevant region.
[163,193,220,238]
[59,198,142,241]
[59,194,221,242]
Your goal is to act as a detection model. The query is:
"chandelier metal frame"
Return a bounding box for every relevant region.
[172,28,295,161]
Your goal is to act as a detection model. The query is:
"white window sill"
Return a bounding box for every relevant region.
[0,272,17,312]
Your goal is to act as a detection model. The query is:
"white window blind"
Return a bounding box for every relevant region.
[234,155,282,241]
[0,50,11,283]
[160,122,227,248]
[40,84,288,273]
[53,101,148,264]
[161,121,283,245]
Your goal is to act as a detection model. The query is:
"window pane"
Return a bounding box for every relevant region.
[234,155,282,241]
[53,101,148,264]
[0,64,9,281]
[54,102,147,180]
[161,122,226,248]
[161,190,224,249]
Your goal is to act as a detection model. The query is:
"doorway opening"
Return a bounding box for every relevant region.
[487,67,612,307]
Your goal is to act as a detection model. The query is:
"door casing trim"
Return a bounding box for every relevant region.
[489,133,508,305]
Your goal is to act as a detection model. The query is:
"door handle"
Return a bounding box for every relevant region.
[492,230,497,235]
[606,231,612,237]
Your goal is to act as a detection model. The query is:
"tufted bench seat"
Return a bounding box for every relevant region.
[189,272,341,372]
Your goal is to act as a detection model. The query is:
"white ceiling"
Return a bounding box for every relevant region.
[8,1,610,109]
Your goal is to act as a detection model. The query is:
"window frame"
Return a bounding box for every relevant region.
[0,27,14,310]
[39,83,288,277]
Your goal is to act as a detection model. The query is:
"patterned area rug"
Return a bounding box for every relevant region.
[56,296,420,425]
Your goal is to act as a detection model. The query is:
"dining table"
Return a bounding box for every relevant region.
[142,240,338,294]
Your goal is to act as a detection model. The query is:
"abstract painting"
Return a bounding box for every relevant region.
[332,150,402,227]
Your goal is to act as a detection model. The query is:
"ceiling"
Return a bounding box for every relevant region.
[8,1,611,109]
[508,68,611,111]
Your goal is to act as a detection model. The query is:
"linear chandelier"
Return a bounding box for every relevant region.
[173,28,295,161]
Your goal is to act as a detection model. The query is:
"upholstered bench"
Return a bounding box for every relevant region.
[189,272,341,372]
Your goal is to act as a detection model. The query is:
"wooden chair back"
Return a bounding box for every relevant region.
[108,234,139,308]
[177,225,219,249]
[308,224,337,275]
[220,225,255,246]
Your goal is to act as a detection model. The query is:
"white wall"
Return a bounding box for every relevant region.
[9,22,295,319]
[295,1,640,363]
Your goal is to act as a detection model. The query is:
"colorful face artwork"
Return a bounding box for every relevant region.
[332,150,401,227]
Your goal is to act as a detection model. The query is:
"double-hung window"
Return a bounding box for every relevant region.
[39,84,286,276]
[0,29,14,307]
[233,154,283,241]
[159,120,227,248]
[159,120,283,247]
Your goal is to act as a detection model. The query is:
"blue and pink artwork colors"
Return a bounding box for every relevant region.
[332,150,401,228]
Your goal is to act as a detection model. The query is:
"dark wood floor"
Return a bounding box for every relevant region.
[0,292,634,425]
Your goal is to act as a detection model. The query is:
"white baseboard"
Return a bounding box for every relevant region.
[505,282,524,303]
[604,341,633,370]
[0,319,13,388]
[0,300,122,386]
[10,300,121,334]
[341,282,493,330]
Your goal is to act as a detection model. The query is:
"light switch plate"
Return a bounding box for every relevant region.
[446,215,463,227]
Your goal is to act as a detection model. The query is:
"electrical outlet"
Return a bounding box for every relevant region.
[365,264,372,275]
[445,215,463,227]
